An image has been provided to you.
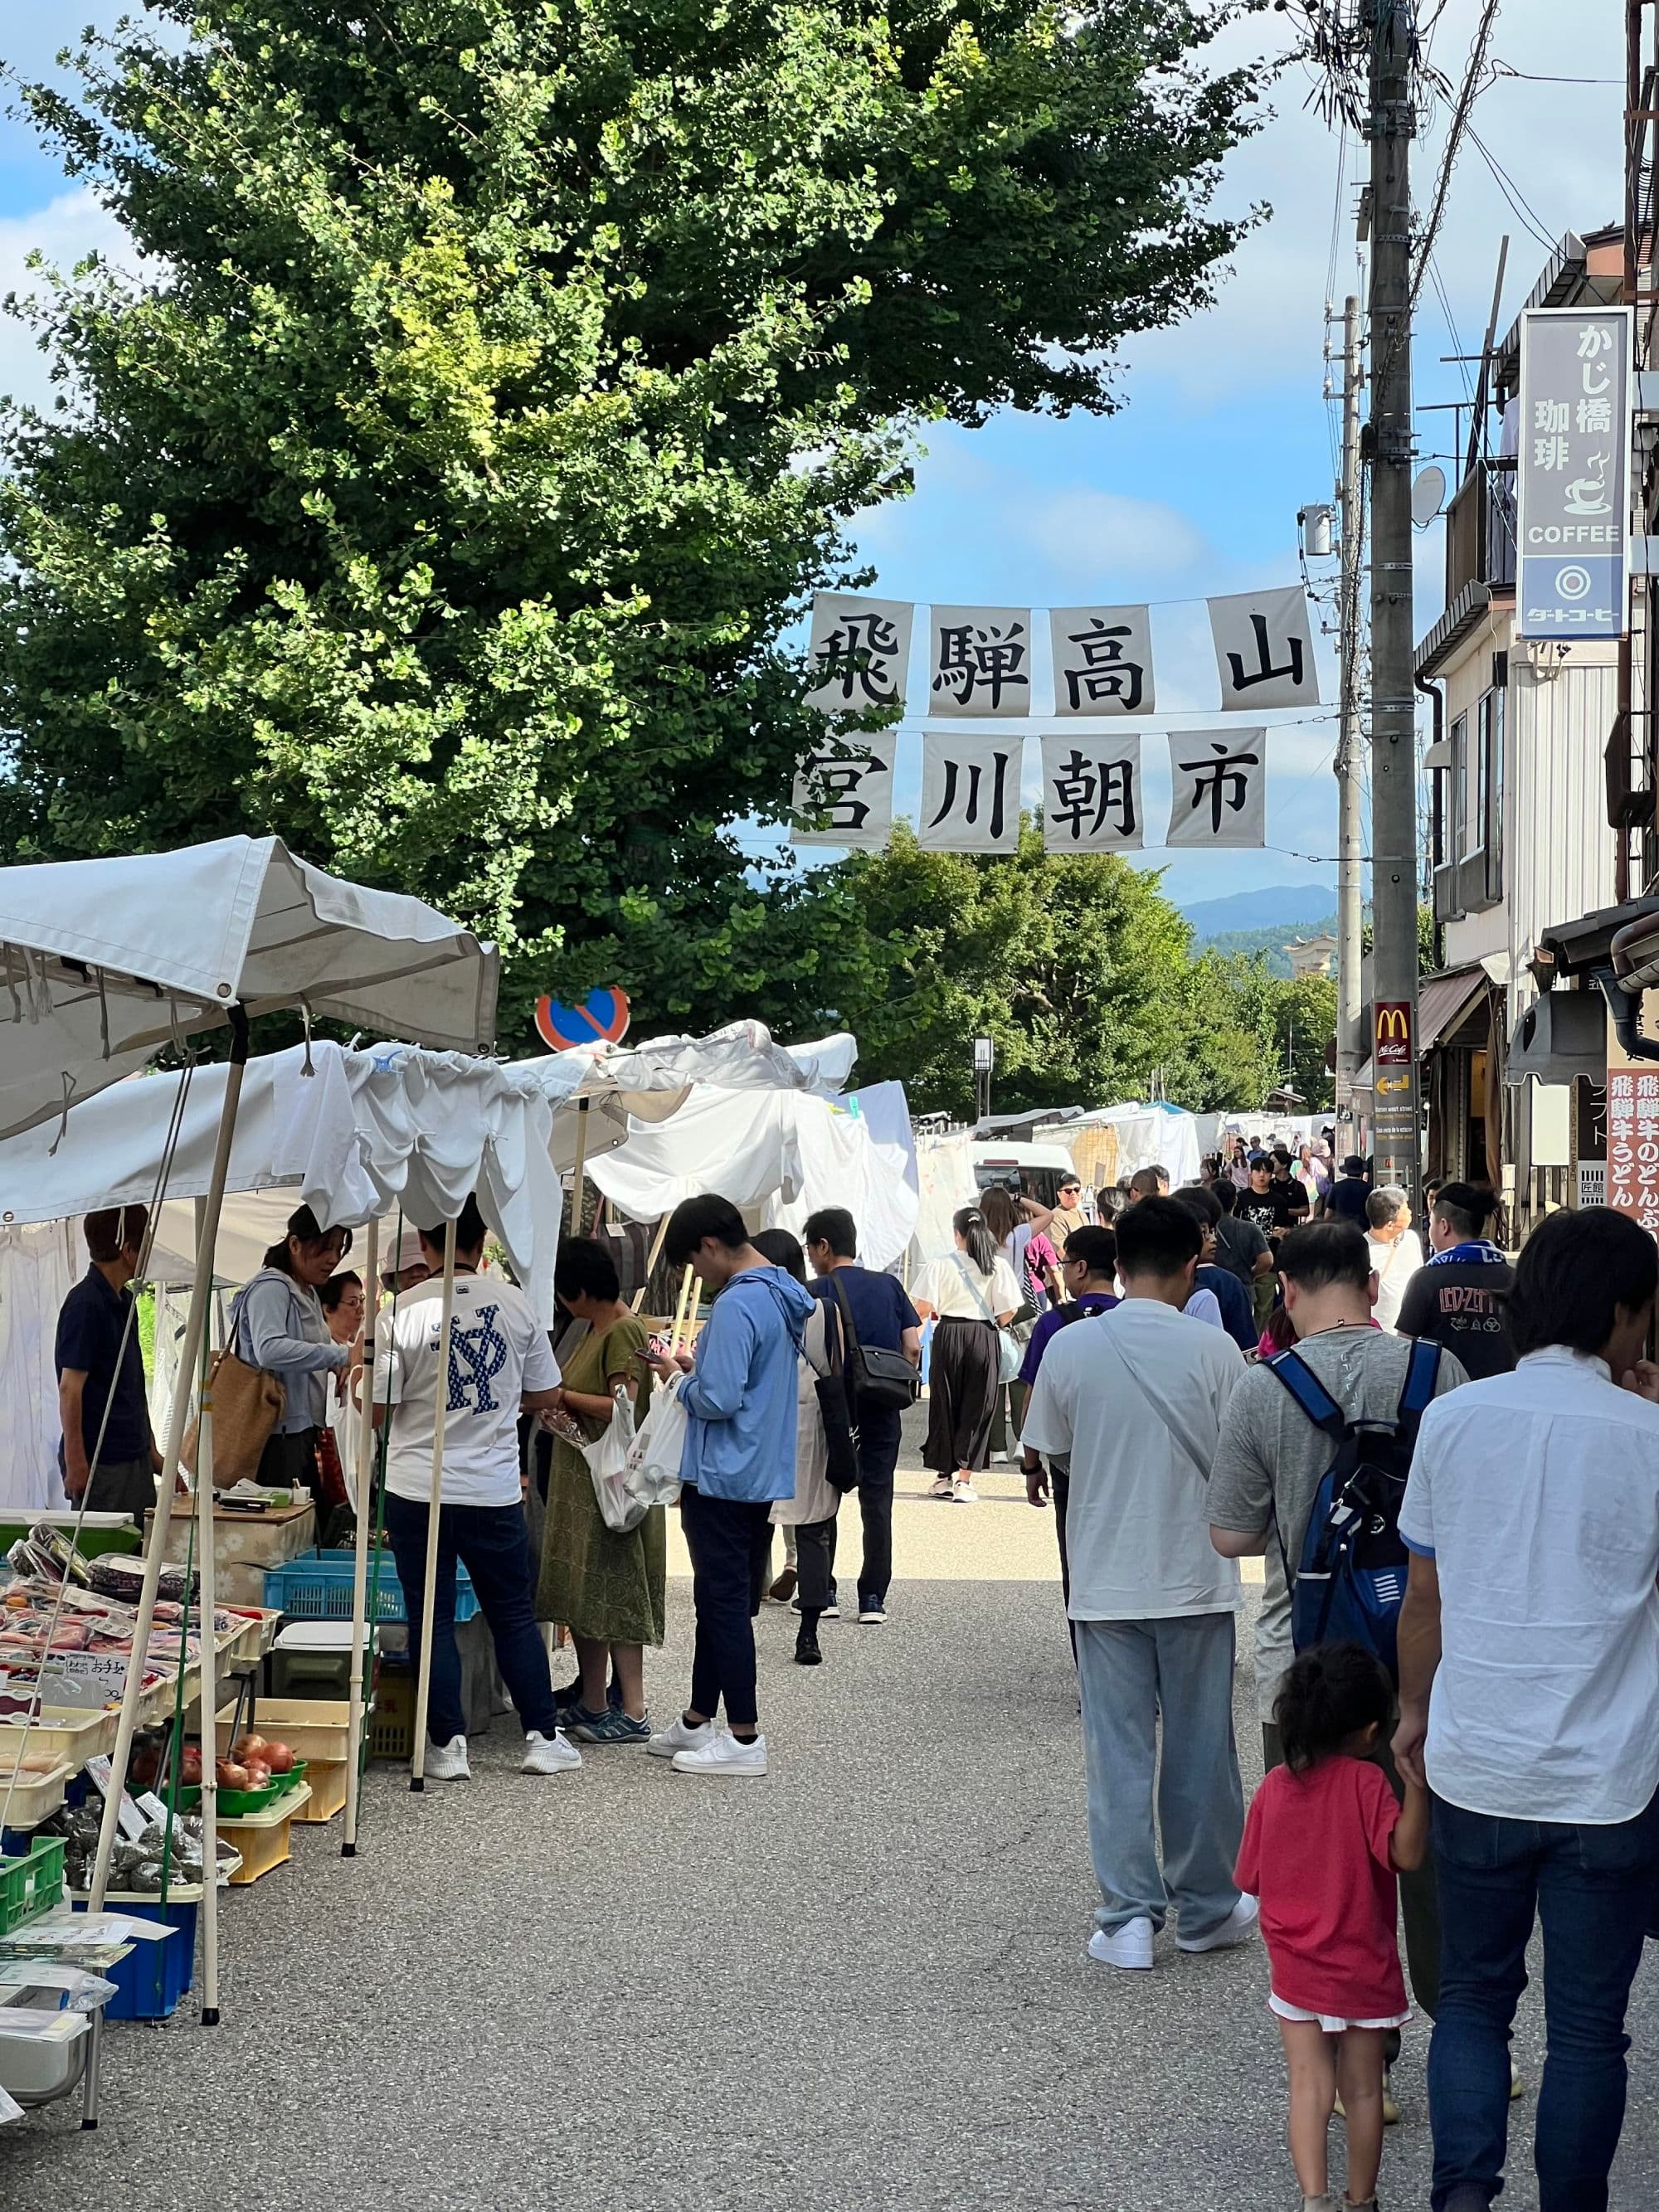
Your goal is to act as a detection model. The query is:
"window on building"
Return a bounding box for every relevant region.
[1465,706,1486,862]
[1451,712,1469,860]
[1481,684,1505,895]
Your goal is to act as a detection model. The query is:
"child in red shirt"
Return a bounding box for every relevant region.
[1236,1643,1428,2212]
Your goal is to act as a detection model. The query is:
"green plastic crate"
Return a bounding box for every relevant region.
[0,1835,66,1933]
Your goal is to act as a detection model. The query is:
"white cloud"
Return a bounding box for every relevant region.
[1017,488,1208,579]
[0,187,133,416]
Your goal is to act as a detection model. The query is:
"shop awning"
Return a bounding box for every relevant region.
[1418,966,1493,1056]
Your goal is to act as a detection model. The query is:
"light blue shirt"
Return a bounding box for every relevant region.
[677,1266,815,1501]
[236,1268,348,1434]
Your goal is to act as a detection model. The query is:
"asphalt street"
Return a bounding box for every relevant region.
[7,1431,1659,2209]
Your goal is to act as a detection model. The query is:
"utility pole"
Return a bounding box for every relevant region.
[1333,294,1365,1144]
[1365,0,1421,1214]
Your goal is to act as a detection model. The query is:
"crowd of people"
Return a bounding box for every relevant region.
[48,1138,1657,2210]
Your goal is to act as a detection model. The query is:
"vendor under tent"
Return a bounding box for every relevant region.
[0,834,499,2004]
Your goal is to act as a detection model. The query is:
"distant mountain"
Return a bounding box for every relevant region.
[1199,918,1339,979]
[1180,883,1339,938]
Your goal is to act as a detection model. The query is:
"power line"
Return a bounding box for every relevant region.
[1399,0,1505,355]
[1462,120,1559,254]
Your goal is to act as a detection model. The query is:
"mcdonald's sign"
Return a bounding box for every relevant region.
[1375,1001,1413,1068]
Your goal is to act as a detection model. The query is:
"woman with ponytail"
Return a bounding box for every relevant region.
[912,1206,1022,1503]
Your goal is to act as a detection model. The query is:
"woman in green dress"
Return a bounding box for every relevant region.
[537,1237,664,1743]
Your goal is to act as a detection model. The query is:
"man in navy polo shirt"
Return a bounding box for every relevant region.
[802,1208,921,1626]
[55,1205,163,1517]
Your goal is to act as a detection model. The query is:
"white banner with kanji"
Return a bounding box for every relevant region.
[803,594,913,716]
[791,742,896,849]
[1048,605,1155,717]
[927,605,1034,718]
[1165,730,1267,848]
[917,732,1022,851]
[1039,733,1143,851]
[1206,586,1320,712]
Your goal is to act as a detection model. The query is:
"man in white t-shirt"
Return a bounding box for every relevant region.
[1021,1196,1254,1972]
[1394,1206,1659,2212]
[373,1195,577,1783]
[1365,1183,1423,1333]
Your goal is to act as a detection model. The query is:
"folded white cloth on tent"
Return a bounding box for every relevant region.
[0,1223,80,1512]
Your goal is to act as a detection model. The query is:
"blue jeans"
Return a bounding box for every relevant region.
[1075,1612,1244,1942]
[382,1492,558,1745]
[1427,1789,1659,2211]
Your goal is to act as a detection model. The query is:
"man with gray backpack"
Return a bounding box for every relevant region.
[1208,1220,1467,2112]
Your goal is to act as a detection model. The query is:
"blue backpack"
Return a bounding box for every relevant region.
[1266,1339,1442,1680]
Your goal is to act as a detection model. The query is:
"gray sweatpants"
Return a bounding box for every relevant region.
[1076,1612,1245,1944]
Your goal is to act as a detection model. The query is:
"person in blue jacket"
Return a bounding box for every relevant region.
[645,1193,814,1778]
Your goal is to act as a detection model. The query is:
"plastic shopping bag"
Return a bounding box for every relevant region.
[582,1387,640,1534]
[619,1373,688,1523]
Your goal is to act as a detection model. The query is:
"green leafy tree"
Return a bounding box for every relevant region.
[0,0,1261,1039]
[817,824,1272,1118]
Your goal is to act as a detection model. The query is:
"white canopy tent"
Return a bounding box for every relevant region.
[0,836,499,1977]
[0,835,496,1143]
[1038,1101,1204,1192]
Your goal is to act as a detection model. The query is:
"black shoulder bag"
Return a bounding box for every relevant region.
[813,1296,862,1493]
[829,1274,922,1412]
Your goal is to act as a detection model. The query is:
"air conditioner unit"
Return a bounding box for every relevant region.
[1505,991,1607,1085]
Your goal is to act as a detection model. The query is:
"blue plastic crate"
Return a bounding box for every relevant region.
[69,1893,193,2020]
[262,1547,479,1625]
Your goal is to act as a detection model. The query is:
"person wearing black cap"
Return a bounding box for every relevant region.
[1324,1155,1372,1228]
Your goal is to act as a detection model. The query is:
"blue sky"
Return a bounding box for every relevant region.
[0,4,1626,907]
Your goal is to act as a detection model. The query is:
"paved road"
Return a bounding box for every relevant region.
[7,1441,1659,2207]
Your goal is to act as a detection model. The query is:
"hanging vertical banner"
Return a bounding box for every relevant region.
[1515,306,1633,640]
[1039,732,1143,851]
[1208,586,1320,711]
[1165,730,1267,848]
[791,742,896,848]
[917,732,1021,851]
[1048,605,1155,717]
[804,594,913,713]
[927,605,1034,717]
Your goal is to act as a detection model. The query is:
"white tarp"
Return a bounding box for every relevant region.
[0,835,498,1142]
[905,1130,981,1276]
[0,1223,80,1514]
[1041,1102,1204,1191]
[0,1042,563,1319]
[588,1079,918,1271]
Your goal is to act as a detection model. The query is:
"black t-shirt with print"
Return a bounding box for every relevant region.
[1395,1260,1516,1379]
[1237,1184,1305,1241]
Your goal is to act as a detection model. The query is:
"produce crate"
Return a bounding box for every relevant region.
[0,1762,71,1834]
[292,1758,348,1824]
[218,1785,309,1884]
[68,1888,197,2020]
[215,1699,358,1765]
[368,1668,415,1762]
[0,1837,66,1934]
[0,1512,141,1560]
[0,1706,119,1766]
[263,1548,479,1625]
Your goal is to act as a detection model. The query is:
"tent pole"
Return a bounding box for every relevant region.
[192,1194,221,2024]
[343,1214,381,1855]
[409,1217,459,1791]
[567,1098,590,1236]
[90,1008,250,1912]
[669,1262,694,1355]
[630,1213,671,1315]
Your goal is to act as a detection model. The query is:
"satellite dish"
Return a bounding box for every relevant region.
[1412,465,1447,528]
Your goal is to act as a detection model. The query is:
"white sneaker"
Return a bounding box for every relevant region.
[952,1475,978,1504]
[1087,1917,1154,1971]
[647,1713,715,1761]
[521,1729,582,1775]
[1177,1893,1260,1953]
[927,1475,954,1500]
[671,1728,768,1777]
[421,1734,470,1782]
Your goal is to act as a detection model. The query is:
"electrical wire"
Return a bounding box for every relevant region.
[1462,120,1560,255]
[1393,0,1506,375]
